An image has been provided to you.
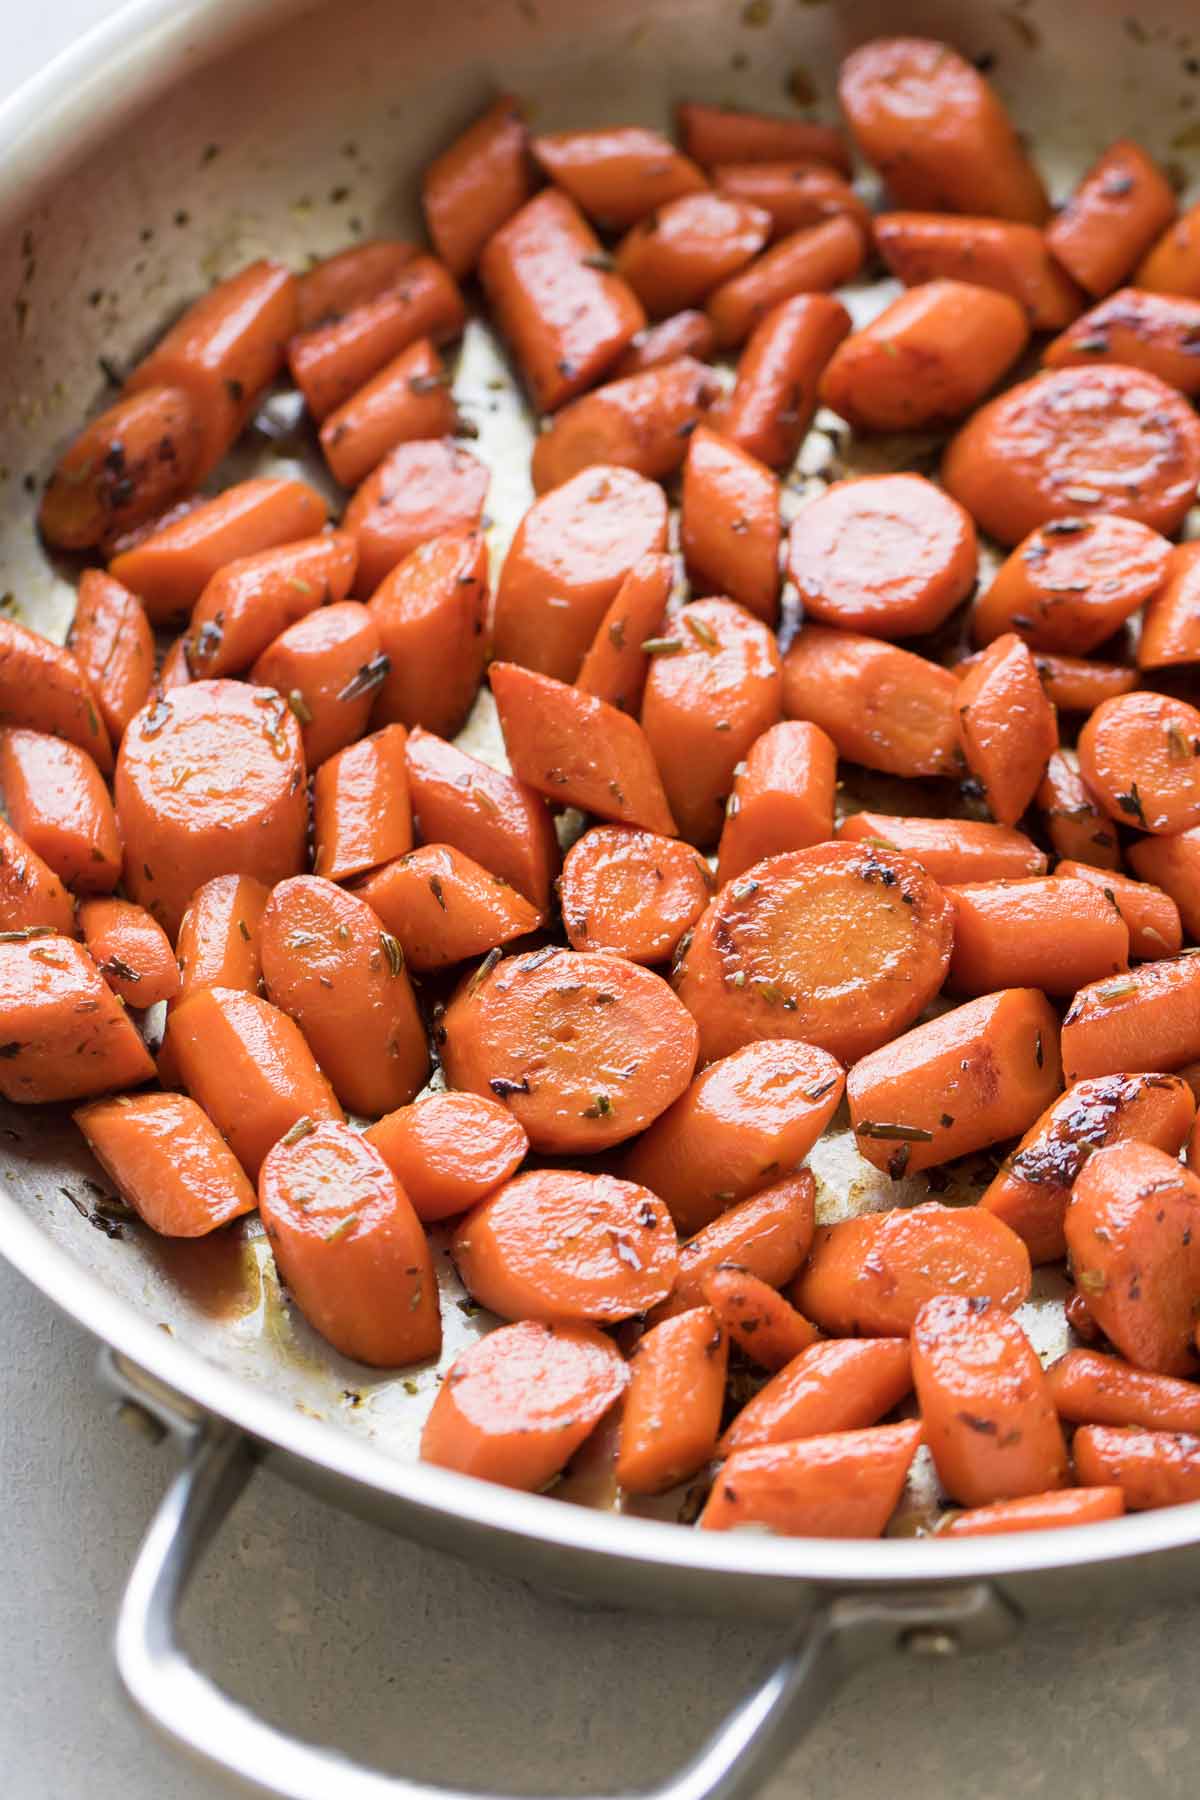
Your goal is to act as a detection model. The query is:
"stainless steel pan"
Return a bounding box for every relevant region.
[2,1,1200,1793]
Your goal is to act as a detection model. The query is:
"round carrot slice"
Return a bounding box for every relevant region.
[1077,691,1200,835]
[440,946,699,1153]
[452,1168,678,1323]
[366,1091,528,1222]
[673,842,954,1066]
[942,366,1200,546]
[558,825,713,964]
[786,474,977,638]
[973,515,1172,654]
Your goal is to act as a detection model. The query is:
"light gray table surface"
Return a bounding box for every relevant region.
[2,6,1198,1796]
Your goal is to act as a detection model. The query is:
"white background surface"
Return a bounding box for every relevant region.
[2,5,1199,1796]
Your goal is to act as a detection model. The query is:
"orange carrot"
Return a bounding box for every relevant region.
[837,813,1047,885]
[319,338,458,489]
[530,357,718,493]
[1077,691,1200,836]
[1049,1348,1200,1434]
[680,425,780,625]
[955,632,1058,827]
[295,239,419,331]
[156,636,193,694]
[1053,860,1182,960]
[67,570,154,743]
[782,625,960,779]
[655,1170,816,1322]
[712,292,851,468]
[946,877,1128,997]
[1046,141,1176,297]
[1035,747,1120,870]
[612,310,717,377]
[616,1306,728,1495]
[184,531,358,679]
[422,96,534,279]
[1137,198,1200,295]
[1044,288,1200,396]
[344,439,490,598]
[706,216,866,348]
[559,824,712,965]
[973,514,1171,655]
[678,104,850,174]
[0,618,112,774]
[40,387,204,550]
[615,193,771,317]
[366,1091,528,1223]
[74,1092,256,1237]
[0,728,122,894]
[174,872,270,1004]
[287,258,466,421]
[312,724,413,883]
[1127,829,1200,945]
[253,593,384,766]
[712,161,871,242]
[715,721,836,886]
[701,1266,820,1371]
[355,843,541,971]
[720,1338,912,1454]
[79,897,180,1008]
[0,935,154,1102]
[700,1420,922,1536]
[939,1488,1125,1536]
[1031,653,1137,714]
[1072,1423,1200,1510]
[1138,542,1200,670]
[575,552,673,715]
[533,127,706,230]
[1062,955,1200,1082]
[874,213,1082,330]
[405,727,559,913]
[0,817,77,937]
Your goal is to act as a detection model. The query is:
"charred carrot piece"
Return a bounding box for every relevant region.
[874,213,1082,330]
[615,1306,727,1496]
[701,1267,820,1372]
[940,1488,1125,1536]
[355,843,541,971]
[1137,198,1200,296]
[836,813,1046,885]
[973,514,1171,654]
[530,357,719,493]
[344,439,489,599]
[720,1338,912,1454]
[533,127,706,231]
[287,258,466,421]
[79,897,179,1008]
[0,728,122,894]
[319,338,457,489]
[1053,860,1182,960]
[678,103,850,175]
[1062,956,1200,1081]
[312,724,413,883]
[367,531,484,741]
[559,825,711,966]
[956,632,1057,827]
[615,193,771,318]
[1044,287,1200,396]
[1071,1424,1200,1510]
[612,310,717,377]
[40,387,204,551]
[185,531,358,679]
[74,1092,257,1237]
[1078,691,1200,836]
[701,1420,922,1536]
[713,161,871,243]
[655,1170,816,1323]
[680,425,780,625]
[947,877,1128,997]
[295,239,419,331]
[576,552,673,715]
[715,721,836,887]
[1035,748,1120,870]
[1047,141,1176,297]
[366,1091,528,1224]
[251,599,383,768]
[1139,542,1200,670]
[404,727,559,913]
[67,570,154,744]
[713,292,850,469]
[0,619,112,774]
[174,873,270,1003]
[706,216,866,348]
[0,817,77,937]
[422,95,534,279]
[0,935,155,1102]
[1031,654,1137,714]
[782,625,959,779]
[1049,1348,1200,1435]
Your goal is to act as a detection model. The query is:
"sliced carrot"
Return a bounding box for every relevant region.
[1062,955,1200,1081]
[287,258,466,421]
[720,1338,912,1454]
[1137,198,1200,295]
[622,1038,844,1235]
[1035,747,1120,869]
[441,946,699,1154]
[250,600,381,768]
[674,841,954,1068]
[1053,860,1182,960]
[79,897,179,1008]
[712,162,871,242]
[492,464,667,682]
[712,292,851,469]
[0,728,122,893]
[782,625,960,779]
[174,872,270,1003]
[355,843,541,971]
[1066,1288,1103,1343]
[1139,541,1200,670]
[1072,1424,1200,1510]
[1044,288,1200,396]
[700,1420,922,1536]
[533,127,705,230]
[845,988,1062,1179]
[67,570,155,746]
[559,824,711,965]
[612,310,718,377]
[655,1170,816,1323]
[701,1267,820,1372]
[453,1168,677,1323]
[156,637,193,693]
[1046,141,1176,297]
[1078,690,1200,836]
[319,338,457,489]
[680,425,780,625]
[615,193,771,317]
[706,216,867,348]
[616,1306,727,1495]
[1031,653,1137,713]
[0,618,112,774]
[0,935,154,1102]
[312,724,413,883]
[715,721,836,886]
[404,726,559,913]
[940,1488,1125,1536]
[421,1319,628,1492]
[1128,830,1200,942]
[0,817,77,937]
[530,357,718,493]
[295,238,419,331]
[974,514,1171,656]
[259,875,428,1117]
[344,439,490,599]
[184,531,358,679]
[575,552,672,714]
[1048,1348,1200,1435]
[366,1091,527,1223]
[874,213,1082,330]
[678,104,850,175]
[40,386,203,551]
[362,530,487,740]
[74,1092,256,1237]
[946,877,1128,997]
[956,632,1058,827]
[422,95,534,279]
[641,597,783,846]
[837,813,1047,885]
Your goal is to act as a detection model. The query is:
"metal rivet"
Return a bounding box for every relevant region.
[901,1627,960,1658]
[116,1398,167,1444]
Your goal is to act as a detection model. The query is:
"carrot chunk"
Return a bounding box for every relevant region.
[713,292,851,469]
[1138,542,1200,670]
[365,531,487,740]
[973,514,1171,655]
[955,632,1057,827]
[712,162,871,243]
[1046,141,1176,297]
[1137,198,1200,296]
[343,439,489,598]
[1062,955,1200,1082]
[946,877,1129,997]
[0,728,121,895]
[74,1092,256,1237]
[706,216,866,348]
[616,193,770,318]
[79,897,179,1008]
[680,426,780,625]
[612,311,717,377]
[422,96,534,279]
[533,127,706,231]
[319,339,458,489]
[655,1171,816,1322]
[701,1267,820,1372]
[0,817,77,938]
[404,727,559,913]
[295,239,419,331]
[700,1420,922,1536]
[715,721,836,886]
[287,259,466,420]
[0,935,154,1102]
[875,213,1082,330]
[40,387,204,550]
[1053,860,1182,960]
[185,532,358,681]
[1078,691,1200,836]
[837,813,1047,885]
[250,600,384,768]
[678,104,851,176]
[531,357,718,495]
[1031,653,1136,714]
[575,552,673,715]
[1073,1424,1200,1510]
[940,1488,1125,1536]
[0,618,112,774]
[782,625,960,779]
[616,1306,727,1494]
[1049,1348,1200,1435]
[720,1338,913,1454]
[1044,288,1200,396]
[355,843,541,971]
[559,825,711,965]
[1035,747,1120,870]
[312,724,413,883]
[366,1091,528,1223]
[67,570,155,745]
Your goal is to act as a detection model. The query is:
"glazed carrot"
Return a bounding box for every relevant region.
[837,813,1047,885]
[641,597,783,846]
[559,825,711,965]
[493,464,667,681]
[252,601,384,768]
[440,946,698,1154]
[1049,1348,1200,1435]
[404,727,559,912]
[972,514,1171,654]
[786,475,977,638]
[820,281,1029,433]
[838,37,1047,222]
[701,1267,820,1372]
[720,1338,912,1454]
[1137,198,1200,295]
[874,214,1083,331]
[0,817,77,937]
[422,95,534,279]
[259,875,428,1116]
[622,1038,844,1234]
[184,531,358,679]
[674,841,954,1068]
[174,872,270,1003]
[287,259,466,420]
[1031,654,1137,714]
[1053,860,1182,960]
[956,632,1058,827]
[678,104,850,175]
[1128,829,1200,943]
[0,619,112,774]
[712,162,870,243]
[1044,288,1200,396]
[680,426,780,625]
[706,216,867,348]
[1035,748,1120,870]
[169,986,342,1178]
[480,189,645,412]
[114,680,307,937]
[1138,542,1200,669]
[125,259,296,475]
[366,1091,527,1223]
[75,1092,257,1237]
[344,439,490,598]
[1062,955,1200,1081]
[796,1203,1033,1337]
[655,1170,816,1323]
[615,194,771,317]
[616,1306,727,1496]
[700,1420,922,1536]
[612,311,717,377]
[782,626,960,779]
[1047,142,1176,297]
[0,935,154,1102]
[67,570,154,743]
[0,728,122,893]
[355,843,541,971]
[942,366,1200,545]
[453,1168,676,1324]
[294,239,419,331]
[79,897,180,1008]
[110,476,328,624]
[914,1295,1069,1506]
[312,724,413,882]
[534,127,705,230]
[845,987,1062,1179]
[319,339,457,488]
[156,637,192,693]
[947,878,1128,997]
[530,357,718,493]
[490,660,677,835]
[575,552,672,714]
[940,1488,1125,1536]
[40,387,203,550]
[1078,691,1200,835]
[421,1319,628,1491]
[713,292,850,469]
[1071,1424,1200,1510]
[259,1120,438,1367]
[715,722,836,886]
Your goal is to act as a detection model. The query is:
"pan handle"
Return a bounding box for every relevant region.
[111,1395,1018,1800]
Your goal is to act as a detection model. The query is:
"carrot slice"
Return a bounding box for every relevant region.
[712,162,871,242]
[846,988,1062,1179]
[0,618,112,774]
[1030,653,1137,714]
[706,216,866,348]
[1046,141,1176,297]
[641,597,783,846]
[355,843,541,971]
[0,935,154,1102]
[973,514,1171,655]
[981,1073,1195,1265]
[940,1488,1125,1536]
[612,311,718,377]
[1062,955,1200,1082]
[701,1267,820,1372]
[404,727,559,913]
[366,1091,527,1223]
[616,1306,728,1495]
[720,1338,912,1454]
[680,425,780,625]
[1044,288,1200,396]
[422,95,533,277]
[575,552,672,715]
[674,841,953,1068]
[1048,1348,1200,1435]
[185,532,359,680]
[616,193,770,318]
[1127,829,1200,943]
[533,127,706,231]
[259,1119,439,1367]
[1138,542,1200,670]
[559,825,711,965]
[713,292,851,469]
[1078,691,1200,836]
[312,724,413,883]
[287,259,466,421]
[874,213,1083,331]
[1035,747,1120,869]
[74,1092,256,1237]
[782,625,960,779]
[442,946,698,1154]
[295,239,419,330]
[1071,1424,1200,1510]
[655,1171,816,1322]
[956,632,1058,827]
[837,813,1047,885]
[946,877,1129,997]
[40,387,204,551]
[622,1038,844,1235]
[1053,859,1182,960]
[174,873,270,1004]
[0,728,121,894]
[343,439,489,598]
[531,357,718,494]
[250,600,383,769]
[79,897,179,1008]
[795,1202,1033,1338]
[364,531,487,740]
[715,721,836,886]
[678,104,850,175]
[421,1319,628,1491]
[1137,198,1200,295]
[319,339,458,489]
[0,817,77,937]
[700,1420,922,1536]
[67,570,155,746]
